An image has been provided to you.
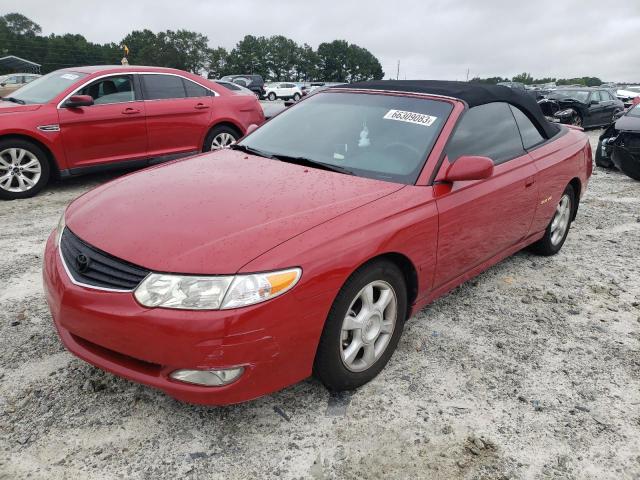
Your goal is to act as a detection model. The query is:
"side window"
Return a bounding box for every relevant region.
[78,75,135,105]
[6,76,20,84]
[445,102,525,165]
[601,90,612,101]
[509,105,545,149]
[183,79,209,97]
[590,91,601,103]
[141,74,186,100]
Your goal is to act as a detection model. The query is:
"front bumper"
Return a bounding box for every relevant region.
[43,233,331,405]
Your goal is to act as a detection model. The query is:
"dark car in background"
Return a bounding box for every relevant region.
[538,88,624,128]
[219,74,265,99]
[595,103,640,180]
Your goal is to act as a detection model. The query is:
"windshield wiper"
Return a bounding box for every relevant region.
[270,154,354,175]
[230,143,276,159]
[1,97,26,105]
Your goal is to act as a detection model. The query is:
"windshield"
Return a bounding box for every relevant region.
[8,71,87,104]
[547,89,590,102]
[238,91,452,184]
[628,104,640,118]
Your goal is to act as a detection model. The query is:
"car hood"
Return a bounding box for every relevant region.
[615,115,640,133]
[0,102,42,114]
[66,150,404,274]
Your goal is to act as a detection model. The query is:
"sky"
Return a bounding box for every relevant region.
[3,0,640,82]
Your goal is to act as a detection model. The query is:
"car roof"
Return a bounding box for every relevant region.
[59,65,194,75]
[336,80,560,138]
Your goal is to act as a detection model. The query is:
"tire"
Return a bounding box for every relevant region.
[203,125,240,152]
[529,184,575,256]
[0,139,51,200]
[570,110,583,127]
[314,260,407,391]
[293,93,301,101]
[267,92,276,101]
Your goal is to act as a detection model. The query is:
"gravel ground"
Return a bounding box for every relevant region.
[1,129,639,480]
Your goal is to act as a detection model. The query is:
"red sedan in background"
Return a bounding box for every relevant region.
[0,66,264,200]
[43,81,591,405]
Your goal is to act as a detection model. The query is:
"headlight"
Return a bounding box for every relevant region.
[556,109,573,116]
[134,268,301,310]
[54,210,66,247]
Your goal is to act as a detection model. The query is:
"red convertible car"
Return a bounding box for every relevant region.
[0,65,264,199]
[43,81,592,405]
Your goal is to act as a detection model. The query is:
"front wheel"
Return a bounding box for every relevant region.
[293,93,301,101]
[0,139,50,200]
[570,110,583,127]
[267,92,276,101]
[530,184,575,256]
[314,260,407,391]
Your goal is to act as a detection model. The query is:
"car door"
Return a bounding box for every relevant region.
[598,90,616,123]
[57,74,147,169]
[587,91,605,126]
[140,73,214,157]
[433,102,538,288]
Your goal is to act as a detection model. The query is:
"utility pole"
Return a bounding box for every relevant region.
[396,60,400,80]
[466,68,470,82]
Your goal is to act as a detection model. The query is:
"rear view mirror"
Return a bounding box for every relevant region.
[444,155,494,182]
[64,95,94,108]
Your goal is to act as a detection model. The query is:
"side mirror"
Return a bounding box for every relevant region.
[0,82,5,87]
[246,124,258,135]
[64,95,94,108]
[444,155,494,182]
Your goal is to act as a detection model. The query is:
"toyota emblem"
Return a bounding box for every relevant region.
[75,254,91,273]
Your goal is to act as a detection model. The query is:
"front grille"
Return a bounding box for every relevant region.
[60,228,149,291]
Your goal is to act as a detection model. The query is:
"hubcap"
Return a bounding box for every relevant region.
[550,194,571,246]
[210,133,236,150]
[340,280,397,372]
[0,148,41,193]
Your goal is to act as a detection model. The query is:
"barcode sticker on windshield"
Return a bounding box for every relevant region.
[61,73,79,80]
[384,109,437,127]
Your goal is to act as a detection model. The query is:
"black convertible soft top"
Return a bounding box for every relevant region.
[334,80,560,139]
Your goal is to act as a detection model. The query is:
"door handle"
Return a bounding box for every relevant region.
[194,103,209,110]
[525,176,535,188]
[122,107,140,115]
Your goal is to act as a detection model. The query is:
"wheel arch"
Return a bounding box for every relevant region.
[568,177,581,221]
[0,133,60,178]
[203,121,244,150]
[353,252,419,319]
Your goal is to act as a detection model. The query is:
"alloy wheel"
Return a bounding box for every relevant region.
[210,133,236,150]
[340,280,397,372]
[550,194,571,246]
[0,148,42,193]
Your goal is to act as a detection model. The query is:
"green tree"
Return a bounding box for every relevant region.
[512,72,534,85]
[206,47,229,79]
[2,12,41,36]
[226,35,269,75]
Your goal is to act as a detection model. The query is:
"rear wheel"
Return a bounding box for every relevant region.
[268,92,276,101]
[530,184,575,256]
[314,260,407,391]
[203,125,240,152]
[0,139,50,200]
